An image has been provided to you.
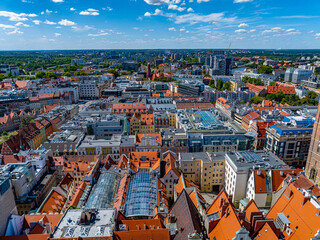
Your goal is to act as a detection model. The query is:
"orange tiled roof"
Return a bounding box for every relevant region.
[267,174,320,240]
[243,199,259,221]
[254,170,267,194]
[271,169,303,192]
[136,133,162,145]
[114,229,169,240]
[38,189,67,214]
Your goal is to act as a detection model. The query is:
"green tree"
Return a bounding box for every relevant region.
[45,72,56,79]
[258,65,273,75]
[35,71,46,78]
[222,81,232,91]
[62,72,72,77]
[209,79,215,88]
[20,116,33,129]
[216,79,224,91]
[74,71,88,76]
[250,96,263,104]
[307,91,318,99]
[2,131,8,137]
[269,82,276,86]
[0,74,5,81]
[108,69,119,78]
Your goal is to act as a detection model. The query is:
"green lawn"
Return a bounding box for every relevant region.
[0,131,18,144]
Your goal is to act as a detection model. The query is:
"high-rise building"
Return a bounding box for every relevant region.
[292,69,313,83]
[284,68,295,82]
[306,101,320,184]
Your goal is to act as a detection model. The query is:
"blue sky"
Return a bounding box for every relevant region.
[0,0,319,50]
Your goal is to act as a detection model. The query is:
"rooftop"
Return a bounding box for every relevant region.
[53,208,116,238]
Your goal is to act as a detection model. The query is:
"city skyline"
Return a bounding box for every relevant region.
[0,0,319,50]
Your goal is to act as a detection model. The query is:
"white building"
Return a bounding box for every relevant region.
[0,177,18,236]
[224,150,286,204]
[292,69,313,84]
[79,81,99,99]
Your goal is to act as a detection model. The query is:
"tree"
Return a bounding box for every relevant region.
[307,91,318,99]
[108,69,119,78]
[74,71,88,76]
[209,79,215,88]
[222,81,232,91]
[269,82,276,86]
[62,72,72,77]
[35,71,46,78]
[258,65,273,75]
[45,72,56,79]
[250,96,263,104]
[2,131,7,136]
[216,79,224,91]
[20,116,33,129]
[0,74,5,81]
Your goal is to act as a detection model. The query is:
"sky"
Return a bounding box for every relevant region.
[0,0,319,50]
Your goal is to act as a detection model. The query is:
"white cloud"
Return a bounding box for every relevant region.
[6,28,23,35]
[46,9,53,14]
[168,4,185,12]
[187,8,194,12]
[173,12,236,24]
[55,33,61,37]
[169,27,176,31]
[70,8,76,11]
[15,22,30,27]
[33,20,41,25]
[58,19,76,26]
[315,33,320,39]
[88,31,109,37]
[44,20,56,25]
[180,27,186,31]
[234,0,253,2]
[197,0,210,3]
[238,23,249,28]
[0,11,37,21]
[144,0,170,5]
[51,0,64,2]
[80,9,99,16]
[144,12,151,17]
[154,9,163,15]
[72,25,94,32]
[235,28,247,33]
[0,24,16,29]
[102,7,113,11]
[286,28,295,32]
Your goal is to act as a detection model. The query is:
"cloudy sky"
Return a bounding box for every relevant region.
[0,0,319,50]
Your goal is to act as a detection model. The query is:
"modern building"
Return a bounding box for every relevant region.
[265,116,314,167]
[292,69,313,84]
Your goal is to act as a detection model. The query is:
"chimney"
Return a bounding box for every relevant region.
[221,203,228,217]
[280,170,284,177]
[257,170,261,176]
[219,197,224,208]
[228,194,233,203]
[302,196,311,206]
[238,212,245,222]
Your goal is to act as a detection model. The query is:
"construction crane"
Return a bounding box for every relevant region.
[226,42,231,57]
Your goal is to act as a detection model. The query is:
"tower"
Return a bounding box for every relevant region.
[146,63,152,80]
[306,101,320,185]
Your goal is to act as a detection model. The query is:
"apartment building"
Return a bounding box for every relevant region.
[178,152,225,192]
